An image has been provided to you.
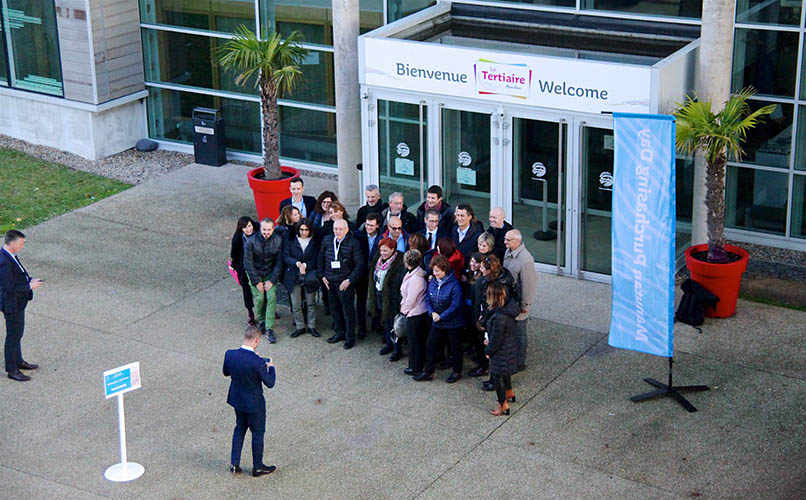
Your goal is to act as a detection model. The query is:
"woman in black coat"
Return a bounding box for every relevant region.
[484,282,520,416]
[282,219,320,338]
[230,216,257,325]
[368,238,406,361]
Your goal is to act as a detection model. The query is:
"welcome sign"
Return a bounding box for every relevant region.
[608,113,675,357]
[361,37,652,114]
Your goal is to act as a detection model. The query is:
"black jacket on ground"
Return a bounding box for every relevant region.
[486,221,513,262]
[367,251,406,324]
[452,220,485,261]
[317,232,365,284]
[485,299,520,377]
[243,233,284,285]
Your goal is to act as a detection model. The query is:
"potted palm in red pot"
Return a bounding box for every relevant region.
[218,26,309,220]
[674,89,775,317]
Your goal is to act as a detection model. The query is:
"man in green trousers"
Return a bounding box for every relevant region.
[244,218,284,343]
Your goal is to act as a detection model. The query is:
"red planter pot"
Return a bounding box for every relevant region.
[684,244,750,318]
[246,166,299,221]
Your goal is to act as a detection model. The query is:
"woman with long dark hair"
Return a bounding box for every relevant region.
[276,205,301,239]
[474,254,520,383]
[282,218,320,338]
[484,282,519,416]
[230,216,258,325]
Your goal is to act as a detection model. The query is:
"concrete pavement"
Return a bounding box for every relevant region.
[1,163,804,499]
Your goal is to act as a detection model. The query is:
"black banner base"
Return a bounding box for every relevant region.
[630,358,709,413]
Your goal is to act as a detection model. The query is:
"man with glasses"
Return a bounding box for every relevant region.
[354,212,383,338]
[418,209,448,252]
[503,229,537,373]
[318,219,365,349]
[380,192,418,234]
[383,216,408,253]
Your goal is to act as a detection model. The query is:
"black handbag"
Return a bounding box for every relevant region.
[301,269,320,293]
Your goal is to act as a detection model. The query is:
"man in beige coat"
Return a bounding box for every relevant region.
[503,229,537,372]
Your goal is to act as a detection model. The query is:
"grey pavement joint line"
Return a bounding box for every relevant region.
[0,463,112,500]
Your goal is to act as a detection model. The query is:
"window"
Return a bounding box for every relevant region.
[581,0,701,19]
[732,28,799,98]
[0,0,63,96]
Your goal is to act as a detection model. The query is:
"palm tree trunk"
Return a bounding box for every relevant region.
[692,0,735,249]
[260,78,282,180]
[706,151,728,262]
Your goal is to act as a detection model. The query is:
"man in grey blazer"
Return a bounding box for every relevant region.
[503,229,537,373]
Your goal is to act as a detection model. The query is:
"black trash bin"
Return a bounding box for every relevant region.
[192,107,226,166]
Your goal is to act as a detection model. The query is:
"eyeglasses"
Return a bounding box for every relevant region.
[389,226,402,230]
[299,227,310,232]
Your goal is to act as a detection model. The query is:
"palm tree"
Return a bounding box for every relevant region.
[218,26,309,180]
[674,88,775,263]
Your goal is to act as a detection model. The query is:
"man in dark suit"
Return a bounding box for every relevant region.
[417,209,449,252]
[279,177,316,219]
[415,185,453,233]
[487,207,514,261]
[355,184,388,228]
[1,230,43,382]
[318,219,365,349]
[223,325,277,477]
[451,203,484,261]
[353,212,382,337]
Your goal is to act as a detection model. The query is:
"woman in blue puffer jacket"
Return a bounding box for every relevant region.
[413,254,467,383]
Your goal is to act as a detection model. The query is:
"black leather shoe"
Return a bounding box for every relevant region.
[257,321,266,334]
[467,366,488,377]
[8,371,31,382]
[18,361,39,370]
[343,341,355,350]
[403,368,415,376]
[308,328,321,338]
[327,335,344,344]
[482,380,495,392]
[289,329,304,338]
[446,372,462,384]
[413,372,433,381]
[252,465,276,477]
[266,329,277,344]
[230,465,242,474]
[379,345,393,356]
[389,352,402,362]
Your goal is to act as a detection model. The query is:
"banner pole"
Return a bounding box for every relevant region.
[118,393,128,467]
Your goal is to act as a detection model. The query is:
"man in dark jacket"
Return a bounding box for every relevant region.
[279,177,316,219]
[416,185,453,233]
[355,184,388,228]
[486,207,514,261]
[223,325,277,477]
[244,219,284,343]
[380,192,418,234]
[451,203,484,262]
[1,230,44,382]
[353,212,382,337]
[318,219,365,349]
[417,209,449,252]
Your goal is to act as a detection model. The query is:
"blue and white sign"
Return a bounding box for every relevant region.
[103,362,142,399]
[609,113,676,357]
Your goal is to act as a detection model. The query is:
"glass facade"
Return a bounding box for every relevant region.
[135,0,806,249]
[0,0,63,96]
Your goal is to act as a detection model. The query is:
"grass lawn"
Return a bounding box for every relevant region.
[0,148,131,232]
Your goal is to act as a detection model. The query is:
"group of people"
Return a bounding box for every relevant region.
[229,178,537,416]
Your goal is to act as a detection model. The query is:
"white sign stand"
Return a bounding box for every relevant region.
[103,362,144,482]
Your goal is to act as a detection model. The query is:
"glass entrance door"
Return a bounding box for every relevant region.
[511,117,567,270]
[441,107,492,221]
[377,99,428,210]
[579,123,615,277]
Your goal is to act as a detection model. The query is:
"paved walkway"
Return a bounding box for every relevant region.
[1,163,803,499]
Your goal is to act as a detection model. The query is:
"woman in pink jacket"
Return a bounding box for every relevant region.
[400,249,429,377]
